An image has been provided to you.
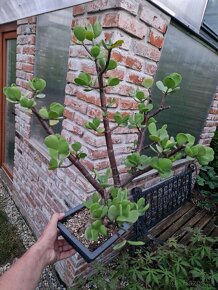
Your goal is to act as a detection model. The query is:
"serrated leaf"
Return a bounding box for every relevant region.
[74,26,86,42]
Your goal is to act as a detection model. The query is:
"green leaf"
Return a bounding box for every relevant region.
[4,85,22,102]
[108,205,118,221]
[78,152,87,159]
[71,142,82,152]
[176,133,187,146]
[58,139,70,155]
[50,102,64,116]
[113,240,127,250]
[39,107,49,119]
[29,77,46,92]
[86,30,94,41]
[156,81,167,93]
[48,158,58,170]
[90,45,100,58]
[111,40,124,48]
[107,77,120,86]
[75,72,91,86]
[44,135,59,150]
[99,225,107,236]
[107,60,117,70]
[49,120,59,126]
[73,26,86,42]
[142,78,154,89]
[127,240,145,246]
[85,227,92,240]
[93,21,102,38]
[19,97,36,108]
[148,122,157,135]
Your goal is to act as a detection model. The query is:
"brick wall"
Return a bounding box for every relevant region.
[199,87,218,145]
[10,0,218,287]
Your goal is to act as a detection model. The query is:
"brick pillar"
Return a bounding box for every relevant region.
[56,0,170,285]
[199,87,218,145]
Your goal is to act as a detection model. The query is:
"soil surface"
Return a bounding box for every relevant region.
[63,208,117,251]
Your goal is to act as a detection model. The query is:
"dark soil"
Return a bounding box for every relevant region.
[0,210,25,265]
[63,208,117,251]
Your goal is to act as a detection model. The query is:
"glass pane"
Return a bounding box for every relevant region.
[151,24,218,142]
[4,38,16,172]
[204,0,218,35]
[32,8,72,145]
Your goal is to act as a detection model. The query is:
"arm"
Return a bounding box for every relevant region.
[0,213,75,290]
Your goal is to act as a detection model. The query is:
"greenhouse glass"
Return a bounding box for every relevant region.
[32,8,72,144]
[151,24,218,142]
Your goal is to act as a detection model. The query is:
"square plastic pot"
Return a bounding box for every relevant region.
[57,204,130,263]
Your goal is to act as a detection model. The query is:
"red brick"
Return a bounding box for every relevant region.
[94,159,110,171]
[23,45,35,55]
[62,120,84,137]
[120,98,138,110]
[209,108,218,114]
[103,11,148,39]
[63,107,75,120]
[72,16,97,28]
[144,61,157,76]
[64,96,87,114]
[88,148,108,160]
[65,84,77,96]
[135,42,161,61]
[140,4,169,33]
[76,90,100,106]
[69,45,89,58]
[87,0,139,15]
[124,55,143,71]
[73,5,85,16]
[105,67,125,80]
[149,28,164,48]
[74,112,88,127]
[127,71,148,85]
[22,63,34,73]
[81,60,96,75]
[87,106,102,119]
[111,50,124,62]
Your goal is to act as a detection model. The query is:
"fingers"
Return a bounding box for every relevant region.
[59,249,76,261]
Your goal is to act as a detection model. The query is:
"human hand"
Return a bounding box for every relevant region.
[34,213,75,266]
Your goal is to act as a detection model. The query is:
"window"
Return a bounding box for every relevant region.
[201,0,218,48]
[32,8,72,144]
[151,24,218,142]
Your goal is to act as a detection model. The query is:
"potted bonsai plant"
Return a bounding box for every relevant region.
[3,21,214,262]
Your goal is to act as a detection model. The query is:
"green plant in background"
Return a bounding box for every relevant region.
[210,127,218,174]
[3,21,215,246]
[75,229,218,290]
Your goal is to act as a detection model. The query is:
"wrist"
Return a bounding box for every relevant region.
[29,242,49,269]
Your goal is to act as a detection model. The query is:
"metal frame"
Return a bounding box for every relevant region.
[0,0,92,25]
[0,23,17,179]
[132,169,192,239]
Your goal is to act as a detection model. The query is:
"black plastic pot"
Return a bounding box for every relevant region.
[57,204,130,263]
